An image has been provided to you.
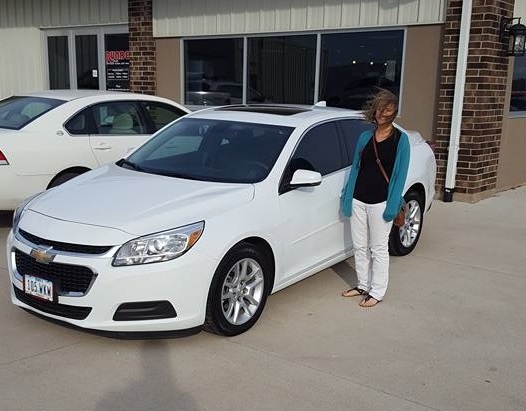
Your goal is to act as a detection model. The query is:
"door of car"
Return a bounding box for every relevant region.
[87,101,150,165]
[276,121,348,282]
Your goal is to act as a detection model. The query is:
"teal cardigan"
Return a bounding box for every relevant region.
[341,129,411,221]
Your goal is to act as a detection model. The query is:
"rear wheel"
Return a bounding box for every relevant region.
[389,189,424,256]
[204,243,271,336]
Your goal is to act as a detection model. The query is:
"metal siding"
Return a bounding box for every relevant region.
[0,27,45,98]
[154,0,445,37]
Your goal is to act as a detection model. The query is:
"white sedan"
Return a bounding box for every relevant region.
[7,104,436,336]
[0,90,189,210]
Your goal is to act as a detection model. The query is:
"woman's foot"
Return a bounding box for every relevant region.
[341,287,367,297]
[359,295,381,307]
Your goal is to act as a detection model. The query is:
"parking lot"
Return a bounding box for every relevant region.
[1,186,526,411]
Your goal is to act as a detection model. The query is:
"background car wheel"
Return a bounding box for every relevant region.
[389,189,424,256]
[48,172,83,188]
[204,243,272,336]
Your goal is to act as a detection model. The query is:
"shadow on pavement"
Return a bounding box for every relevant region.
[0,211,13,228]
[96,340,198,411]
[331,259,357,288]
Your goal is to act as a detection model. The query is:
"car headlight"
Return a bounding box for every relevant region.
[112,221,205,266]
[12,192,42,230]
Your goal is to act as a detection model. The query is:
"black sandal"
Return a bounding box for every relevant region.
[341,287,367,298]
[359,295,381,307]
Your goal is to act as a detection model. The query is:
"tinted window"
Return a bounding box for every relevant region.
[339,119,374,165]
[511,56,526,112]
[127,118,293,183]
[65,110,93,135]
[91,102,146,135]
[291,122,343,176]
[184,38,244,106]
[320,30,404,109]
[0,96,65,130]
[140,101,186,131]
[248,35,316,104]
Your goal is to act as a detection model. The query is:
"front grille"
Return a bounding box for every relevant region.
[18,229,113,255]
[14,286,92,320]
[15,249,95,294]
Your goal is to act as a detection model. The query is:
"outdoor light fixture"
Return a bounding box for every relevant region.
[500,16,526,56]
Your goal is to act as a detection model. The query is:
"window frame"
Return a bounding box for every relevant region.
[181,27,407,113]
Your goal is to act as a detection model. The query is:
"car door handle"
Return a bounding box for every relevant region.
[93,144,112,150]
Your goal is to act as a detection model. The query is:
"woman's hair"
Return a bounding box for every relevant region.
[362,88,399,123]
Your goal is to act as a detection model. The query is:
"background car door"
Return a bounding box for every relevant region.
[87,101,149,165]
[277,121,348,282]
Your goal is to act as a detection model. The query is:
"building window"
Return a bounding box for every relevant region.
[319,30,404,110]
[184,38,244,106]
[182,29,404,108]
[511,57,526,112]
[248,35,316,104]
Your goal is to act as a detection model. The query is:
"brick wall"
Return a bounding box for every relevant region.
[128,0,156,95]
[435,0,514,202]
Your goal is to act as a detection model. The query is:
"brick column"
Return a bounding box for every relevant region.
[128,0,156,95]
[435,0,514,202]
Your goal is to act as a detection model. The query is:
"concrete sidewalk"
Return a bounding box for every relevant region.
[0,186,525,411]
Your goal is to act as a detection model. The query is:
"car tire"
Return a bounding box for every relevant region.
[204,243,272,336]
[388,189,424,256]
[48,172,82,188]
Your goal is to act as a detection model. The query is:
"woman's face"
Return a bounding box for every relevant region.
[375,103,396,126]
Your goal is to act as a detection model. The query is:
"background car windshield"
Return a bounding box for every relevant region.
[126,118,293,183]
[0,96,65,130]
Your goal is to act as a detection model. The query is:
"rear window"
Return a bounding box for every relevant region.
[0,96,65,130]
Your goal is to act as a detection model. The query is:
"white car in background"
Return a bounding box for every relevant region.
[0,90,189,210]
[7,104,436,337]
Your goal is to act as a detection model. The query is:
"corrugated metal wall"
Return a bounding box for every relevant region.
[153,0,446,38]
[0,0,127,98]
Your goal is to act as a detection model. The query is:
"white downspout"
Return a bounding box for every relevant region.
[444,0,473,202]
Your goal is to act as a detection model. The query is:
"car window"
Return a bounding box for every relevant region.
[140,101,186,131]
[91,101,146,135]
[126,118,293,183]
[0,96,65,130]
[339,119,374,165]
[65,110,93,135]
[290,121,344,176]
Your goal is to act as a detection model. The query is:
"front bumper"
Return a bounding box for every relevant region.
[6,228,217,333]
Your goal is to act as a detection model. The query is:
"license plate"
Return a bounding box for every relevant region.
[24,275,54,302]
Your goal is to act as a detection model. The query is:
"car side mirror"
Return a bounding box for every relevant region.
[290,169,322,187]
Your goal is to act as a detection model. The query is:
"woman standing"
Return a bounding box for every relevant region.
[340,89,410,307]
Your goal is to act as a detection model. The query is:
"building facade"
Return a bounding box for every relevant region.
[0,0,525,202]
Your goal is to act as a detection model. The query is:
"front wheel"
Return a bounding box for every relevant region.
[204,243,272,336]
[389,189,424,256]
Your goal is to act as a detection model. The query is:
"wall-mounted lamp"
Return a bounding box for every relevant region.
[500,17,526,56]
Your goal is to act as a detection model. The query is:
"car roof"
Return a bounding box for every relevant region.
[17,90,173,103]
[188,104,364,127]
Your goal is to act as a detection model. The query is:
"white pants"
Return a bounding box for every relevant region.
[350,199,393,301]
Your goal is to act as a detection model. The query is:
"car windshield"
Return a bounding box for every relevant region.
[0,96,65,130]
[125,118,293,183]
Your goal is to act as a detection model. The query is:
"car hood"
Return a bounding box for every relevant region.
[28,164,255,236]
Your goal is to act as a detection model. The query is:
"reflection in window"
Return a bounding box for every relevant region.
[184,39,244,106]
[511,56,526,112]
[248,35,316,104]
[319,31,404,110]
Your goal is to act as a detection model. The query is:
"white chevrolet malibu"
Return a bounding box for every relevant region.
[7,104,436,336]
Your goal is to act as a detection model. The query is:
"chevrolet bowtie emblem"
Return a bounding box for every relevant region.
[30,246,55,264]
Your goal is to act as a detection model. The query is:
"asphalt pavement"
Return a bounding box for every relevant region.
[0,185,525,411]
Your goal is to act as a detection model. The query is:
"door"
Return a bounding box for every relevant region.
[75,35,100,90]
[277,121,348,281]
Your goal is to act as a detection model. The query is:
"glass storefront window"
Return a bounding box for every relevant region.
[248,35,316,104]
[319,30,404,110]
[184,39,244,106]
[511,57,526,112]
[48,36,70,89]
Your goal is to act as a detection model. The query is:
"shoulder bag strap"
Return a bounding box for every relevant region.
[372,133,390,184]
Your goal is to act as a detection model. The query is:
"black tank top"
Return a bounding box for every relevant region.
[354,129,400,204]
